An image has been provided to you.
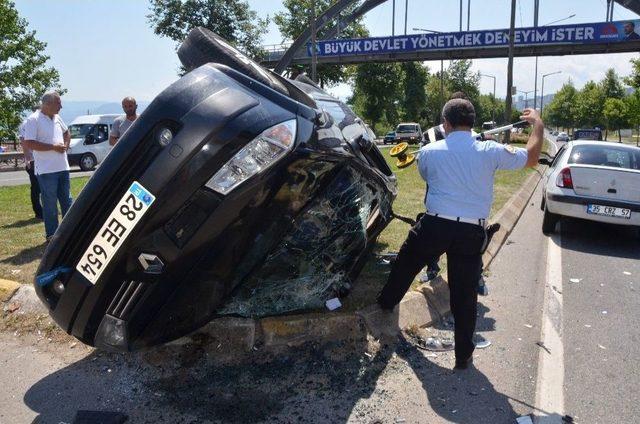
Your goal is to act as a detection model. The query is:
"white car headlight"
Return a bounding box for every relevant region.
[205,119,297,195]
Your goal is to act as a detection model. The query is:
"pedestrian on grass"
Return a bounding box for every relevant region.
[377,100,544,370]
[22,92,72,241]
[109,97,138,146]
[19,105,43,220]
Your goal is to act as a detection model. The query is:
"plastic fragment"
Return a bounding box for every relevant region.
[325,297,342,311]
[569,278,581,283]
[623,271,631,275]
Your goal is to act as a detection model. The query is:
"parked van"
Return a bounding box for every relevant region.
[67,114,120,171]
[395,122,423,144]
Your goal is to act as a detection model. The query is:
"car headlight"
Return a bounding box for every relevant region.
[205,119,297,195]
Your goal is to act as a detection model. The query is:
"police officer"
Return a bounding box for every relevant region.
[377,99,544,370]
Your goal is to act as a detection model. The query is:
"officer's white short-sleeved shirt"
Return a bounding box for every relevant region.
[417,130,528,220]
[23,110,69,175]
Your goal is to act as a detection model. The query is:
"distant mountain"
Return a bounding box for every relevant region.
[59,101,150,124]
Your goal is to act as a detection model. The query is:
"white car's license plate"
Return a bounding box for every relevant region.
[586,204,631,219]
[76,181,156,284]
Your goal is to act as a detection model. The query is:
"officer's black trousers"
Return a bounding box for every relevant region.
[378,214,485,362]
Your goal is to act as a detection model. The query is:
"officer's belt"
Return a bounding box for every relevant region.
[426,212,486,228]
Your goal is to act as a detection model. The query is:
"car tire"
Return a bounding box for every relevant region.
[79,153,97,171]
[177,27,288,96]
[542,206,559,235]
[540,195,546,211]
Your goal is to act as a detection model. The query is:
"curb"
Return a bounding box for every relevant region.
[2,168,543,353]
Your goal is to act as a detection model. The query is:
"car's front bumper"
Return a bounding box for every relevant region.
[546,190,640,226]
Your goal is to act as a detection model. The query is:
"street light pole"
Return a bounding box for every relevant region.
[480,73,496,124]
[310,0,317,83]
[504,0,516,143]
[517,89,535,109]
[540,71,562,116]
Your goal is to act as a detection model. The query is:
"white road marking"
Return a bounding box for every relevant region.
[535,231,565,423]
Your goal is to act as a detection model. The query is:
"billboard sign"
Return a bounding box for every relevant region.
[309,20,640,57]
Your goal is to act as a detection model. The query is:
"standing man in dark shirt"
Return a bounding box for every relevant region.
[109,97,138,146]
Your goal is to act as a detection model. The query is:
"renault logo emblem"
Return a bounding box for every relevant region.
[138,253,164,274]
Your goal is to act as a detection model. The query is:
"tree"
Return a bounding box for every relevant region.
[0,0,64,139]
[603,98,629,142]
[542,81,577,130]
[573,81,604,129]
[446,59,480,104]
[476,94,505,126]
[623,56,640,91]
[399,62,428,125]
[600,68,625,100]
[274,0,368,86]
[349,63,402,133]
[624,93,640,146]
[424,71,451,126]
[147,0,269,60]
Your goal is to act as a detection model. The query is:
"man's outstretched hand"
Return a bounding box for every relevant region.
[520,108,542,126]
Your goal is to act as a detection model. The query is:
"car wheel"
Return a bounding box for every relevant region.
[79,153,97,171]
[542,206,559,235]
[177,27,288,96]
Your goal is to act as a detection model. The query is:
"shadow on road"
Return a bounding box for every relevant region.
[559,218,640,260]
[22,306,530,424]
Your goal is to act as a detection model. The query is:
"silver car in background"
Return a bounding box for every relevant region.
[540,140,640,234]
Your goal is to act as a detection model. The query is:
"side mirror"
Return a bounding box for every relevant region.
[538,157,552,166]
[84,134,95,144]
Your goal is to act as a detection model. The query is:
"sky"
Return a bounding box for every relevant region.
[13,0,640,103]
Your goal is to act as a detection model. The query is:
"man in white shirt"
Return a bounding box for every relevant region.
[22,92,72,241]
[19,105,43,220]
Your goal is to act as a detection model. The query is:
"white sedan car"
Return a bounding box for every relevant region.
[540,140,640,234]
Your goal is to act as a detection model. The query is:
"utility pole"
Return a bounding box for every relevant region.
[404,0,408,35]
[392,0,396,36]
[459,0,463,31]
[533,0,539,110]
[467,0,471,31]
[504,0,516,143]
[310,0,317,83]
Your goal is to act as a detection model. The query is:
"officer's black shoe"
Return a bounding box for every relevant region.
[454,356,473,370]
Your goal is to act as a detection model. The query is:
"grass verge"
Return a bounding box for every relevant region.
[0,177,89,284]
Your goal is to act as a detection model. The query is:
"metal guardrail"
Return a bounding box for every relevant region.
[0,151,25,169]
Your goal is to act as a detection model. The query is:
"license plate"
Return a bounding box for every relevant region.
[76,182,156,284]
[586,204,631,219]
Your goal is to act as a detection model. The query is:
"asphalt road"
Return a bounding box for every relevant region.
[1,136,639,423]
[0,168,92,187]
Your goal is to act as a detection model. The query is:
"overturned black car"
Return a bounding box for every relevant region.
[34,28,397,352]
